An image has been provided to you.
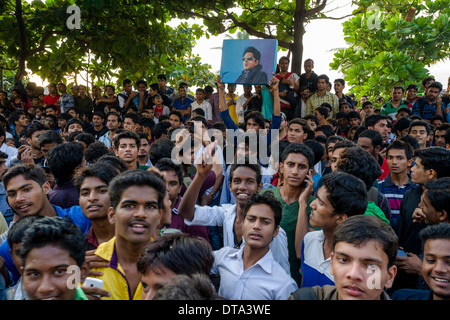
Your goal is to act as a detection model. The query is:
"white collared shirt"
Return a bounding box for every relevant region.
[211,246,298,300]
[0,143,18,167]
[185,203,291,275]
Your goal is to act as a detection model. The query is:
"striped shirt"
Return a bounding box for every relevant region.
[305,91,339,117]
[378,174,416,228]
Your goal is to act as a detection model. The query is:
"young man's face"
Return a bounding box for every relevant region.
[348,117,360,127]
[123,118,137,132]
[246,118,262,132]
[115,138,138,164]
[41,142,58,160]
[334,81,344,94]
[386,148,411,175]
[410,125,428,148]
[317,79,327,91]
[68,123,83,134]
[229,166,262,207]
[92,115,104,127]
[304,61,313,73]
[287,123,307,143]
[330,240,397,300]
[27,130,45,151]
[160,169,181,205]
[418,191,446,225]
[363,104,374,116]
[79,177,110,221]
[242,52,258,71]
[108,185,161,244]
[426,86,441,102]
[141,264,177,300]
[406,88,417,100]
[330,148,344,172]
[243,203,279,249]
[357,137,378,159]
[107,115,120,131]
[396,111,410,120]
[17,114,30,128]
[370,120,389,142]
[391,88,403,102]
[309,186,341,230]
[280,153,310,188]
[411,157,433,186]
[422,238,450,300]
[0,158,8,180]
[434,129,447,148]
[22,244,88,300]
[178,87,186,98]
[169,114,181,129]
[138,138,150,159]
[195,91,204,101]
[6,175,51,217]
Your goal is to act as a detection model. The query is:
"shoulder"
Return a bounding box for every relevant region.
[391,289,432,300]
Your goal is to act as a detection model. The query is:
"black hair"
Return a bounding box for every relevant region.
[97,154,128,173]
[243,192,282,229]
[155,157,184,185]
[315,106,329,118]
[3,164,48,189]
[20,216,86,267]
[415,147,450,179]
[24,121,49,139]
[124,112,139,125]
[358,129,383,148]
[244,111,265,130]
[317,74,330,84]
[408,120,431,135]
[113,130,141,149]
[149,137,175,165]
[364,114,387,129]
[75,132,96,147]
[229,155,262,185]
[7,214,44,248]
[428,81,443,92]
[386,139,414,160]
[109,170,166,209]
[303,140,325,166]
[337,146,381,191]
[346,110,360,121]
[157,74,167,81]
[399,134,420,151]
[322,171,368,217]
[122,79,132,86]
[423,178,450,220]
[75,162,119,192]
[419,223,450,254]
[243,46,261,61]
[48,142,85,184]
[152,121,172,141]
[280,142,315,169]
[85,141,110,164]
[315,124,334,138]
[304,115,319,126]
[136,79,148,88]
[137,233,213,276]
[192,108,205,117]
[331,140,356,153]
[333,215,398,268]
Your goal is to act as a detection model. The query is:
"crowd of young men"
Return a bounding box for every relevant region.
[0,59,449,302]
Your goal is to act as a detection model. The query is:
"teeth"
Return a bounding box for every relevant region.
[433,277,449,283]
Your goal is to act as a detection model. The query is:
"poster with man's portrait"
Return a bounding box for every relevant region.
[220,39,278,85]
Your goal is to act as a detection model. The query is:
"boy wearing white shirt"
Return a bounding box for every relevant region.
[211,192,297,300]
[191,88,212,124]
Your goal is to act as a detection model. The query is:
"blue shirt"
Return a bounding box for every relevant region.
[0,205,91,285]
[411,97,437,120]
[172,97,193,122]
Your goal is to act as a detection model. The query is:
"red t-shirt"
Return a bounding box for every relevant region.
[378,156,390,181]
[43,94,61,113]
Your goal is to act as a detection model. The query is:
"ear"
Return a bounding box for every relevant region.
[0,135,4,145]
[375,145,381,154]
[335,214,348,225]
[114,149,119,157]
[279,162,284,175]
[41,181,51,195]
[428,169,438,181]
[256,182,263,194]
[439,210,448,223]
[107,206,116,224]
[272,225,280,240]
[383,265,397,290]
[329,252,335,276]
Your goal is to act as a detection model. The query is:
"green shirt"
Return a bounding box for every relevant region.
[261,187,316,286]
[381,99,410,120]
[75,286,89,300]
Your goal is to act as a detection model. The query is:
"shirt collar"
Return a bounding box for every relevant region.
[229,246,275,274]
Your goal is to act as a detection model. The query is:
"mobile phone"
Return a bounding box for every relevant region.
[83,277,104,290]
[396,249,407,257]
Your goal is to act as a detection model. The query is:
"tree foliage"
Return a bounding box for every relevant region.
[330,0,450,100]
[0,0,217,90]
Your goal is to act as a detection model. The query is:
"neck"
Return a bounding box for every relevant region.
[317,89,326,96]
[280,183,303,205]
[128,161,138,170]
[197,98,204,104]
[115,235,149,264]
[335,92,343,98]
[91,218,116,244]
[242,244,270,271]
[389,171,410,186]
[39,201,57,217]
[137,155,148,166]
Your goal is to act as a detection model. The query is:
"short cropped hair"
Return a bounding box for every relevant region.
[243,192,282,229]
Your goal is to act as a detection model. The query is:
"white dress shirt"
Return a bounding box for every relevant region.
[185,203,291,275]
[211,246,298,300]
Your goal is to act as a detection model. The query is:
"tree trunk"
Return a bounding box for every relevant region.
[291,0,307,76]
[15,0,28,83]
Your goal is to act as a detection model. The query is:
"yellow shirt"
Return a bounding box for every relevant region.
[91,237,143,300]
[225,93,239,125]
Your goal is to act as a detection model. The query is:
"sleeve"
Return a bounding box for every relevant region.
[220,109,238,130]
[184,205,226,227]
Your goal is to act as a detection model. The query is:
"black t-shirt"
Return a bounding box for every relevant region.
[86,125,109,140]
[299,71,318,93]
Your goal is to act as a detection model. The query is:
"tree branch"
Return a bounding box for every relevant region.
[305,0,328,17]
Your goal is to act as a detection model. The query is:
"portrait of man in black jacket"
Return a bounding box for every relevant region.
[235,46,268,85]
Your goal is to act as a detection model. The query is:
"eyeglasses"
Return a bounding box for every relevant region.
[242,57,254,62]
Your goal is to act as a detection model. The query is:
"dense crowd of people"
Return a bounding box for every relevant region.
[0,56,449,301]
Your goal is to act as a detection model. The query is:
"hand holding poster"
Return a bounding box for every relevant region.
[220,39,278,85]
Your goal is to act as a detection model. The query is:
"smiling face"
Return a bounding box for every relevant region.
[22,244,88,300]
[331,240,397,300]
[6,176,50,217]
[108,185,161,244]
[422,238,450,300]
[79,177,110,221]
[229,166,262,207]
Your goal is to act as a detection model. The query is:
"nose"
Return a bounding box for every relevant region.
[142,288,157,300]
[37,274,57,297]
[345,262,364,282]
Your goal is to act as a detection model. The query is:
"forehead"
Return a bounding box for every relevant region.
[284,152,308,164]
[387,148,406,157]
[246,204,275,220]
[80,176,107,189]
[6,175,40,190]
[161,169,178,181]
[231,166,258,180]
[357,137,373,147]
[424,238,450,255]
[333,240,388,263]
[118,185,159,203]
[119,138,137,145]
[411,125,427,132]
[289,123,304,131]
[24,244,75,267]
